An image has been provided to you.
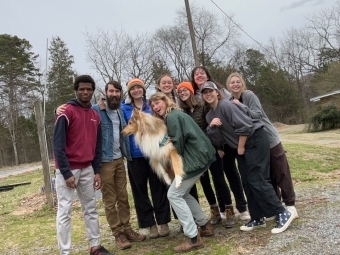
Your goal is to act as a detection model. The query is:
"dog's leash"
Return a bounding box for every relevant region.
[159,134,170,147]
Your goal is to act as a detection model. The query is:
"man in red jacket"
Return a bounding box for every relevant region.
[54,75,114,255]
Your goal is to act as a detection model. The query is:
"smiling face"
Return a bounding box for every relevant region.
[76,82,94,106]
[150,99,167,117]
[228,76,244,94]
[193,68,208,89]
[129,85,144,100]
[158,75,174,94]
[177,87,191,102]
[202,88,219,106]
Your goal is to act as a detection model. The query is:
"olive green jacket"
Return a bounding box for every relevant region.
[165,109,216,179]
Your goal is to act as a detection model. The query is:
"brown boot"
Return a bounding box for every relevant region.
[159,224,170,237]
[225,205,236,228]
[199,221,214,237]
[173,233,204,253]
[210,206,222,225]
[124,229,146,242]
[114,233,131,250]
[149,225,159,239]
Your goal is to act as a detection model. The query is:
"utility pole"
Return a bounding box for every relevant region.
[184,0,200,67]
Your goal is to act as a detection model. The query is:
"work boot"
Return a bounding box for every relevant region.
[149,225,159,239]
[199,221,214,237]
[159,224,170,237]
[124,229,146,242]
[173,233,204,253]
[225,205,236,228]
[210,206,221,225]
[114,233,131,250]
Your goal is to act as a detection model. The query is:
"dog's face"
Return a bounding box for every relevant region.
[121,108,141,136]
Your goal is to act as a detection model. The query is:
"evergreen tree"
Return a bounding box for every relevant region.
[0,34,39,165]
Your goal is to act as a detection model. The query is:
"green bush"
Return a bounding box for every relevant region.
[308,104,340,132]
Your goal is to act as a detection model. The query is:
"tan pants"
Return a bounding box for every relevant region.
[101,157,131,236]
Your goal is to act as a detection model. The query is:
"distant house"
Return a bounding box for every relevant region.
[310,90,340,108]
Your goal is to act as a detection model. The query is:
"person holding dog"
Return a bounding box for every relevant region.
[149,92,216,253]
[121,78,171,239]
[56,80,146,250]
[201,81,295,234]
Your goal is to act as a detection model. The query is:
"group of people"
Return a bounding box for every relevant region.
[53,67,298,254]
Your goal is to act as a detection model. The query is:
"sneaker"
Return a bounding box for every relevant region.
[271,209,294,234]
[114,233,131,250]
[199,221,214,237]
[239,211,251,221]
[149,225,159,239]
[124,229,146,242]
[210,206,222,225]
[89,245,115,255]
[159,224,170,237]
[264,216,276,222]
[240,218,266,231]
[220,212,226,220]
[286,205,299,219]
[225,206,236,228]
[173,233,204,253]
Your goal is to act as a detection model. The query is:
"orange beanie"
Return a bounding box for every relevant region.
[177,82,194,94]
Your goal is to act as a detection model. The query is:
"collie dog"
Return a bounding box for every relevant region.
[122,109,185,187]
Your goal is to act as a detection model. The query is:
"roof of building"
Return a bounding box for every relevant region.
[310,90,340,102]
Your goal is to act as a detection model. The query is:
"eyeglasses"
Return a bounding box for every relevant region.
[177,88,189,94]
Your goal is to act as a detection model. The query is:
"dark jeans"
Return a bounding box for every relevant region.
[200,151,232,207]
[237,128,285,219]
[127,157,171,228]
[218,144,248,213]
[270,142,296,206]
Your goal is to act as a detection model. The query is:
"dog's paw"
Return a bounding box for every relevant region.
[175,175,183,188]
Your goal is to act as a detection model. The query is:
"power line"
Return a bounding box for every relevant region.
[210,0,267,51]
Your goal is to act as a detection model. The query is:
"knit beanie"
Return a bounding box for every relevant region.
[177,81,194,94]
[127,78,146,93]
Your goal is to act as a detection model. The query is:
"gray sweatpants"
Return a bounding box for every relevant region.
[167,173,208,238]
[56,166,100,255]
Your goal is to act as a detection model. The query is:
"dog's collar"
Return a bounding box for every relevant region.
[159,134,170,147]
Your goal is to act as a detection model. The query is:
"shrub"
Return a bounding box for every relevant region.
[308,104,340,132]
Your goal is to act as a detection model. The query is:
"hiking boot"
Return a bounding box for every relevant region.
[286,205,299,219]
[225,206,236,228]
[173,233,204,253]
[210,206,222,225]
[114,233,131,250]
[149,225,159,239]
[199,221,214,237]
[89,245,115,255]
[239,210,251,221]
[124,229,146,242]
[271,209,294,234]
[159,224,170,237]
[240,218,266,231]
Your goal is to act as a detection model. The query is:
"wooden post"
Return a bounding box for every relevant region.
[184,0,200,67]
[34,101,54,207]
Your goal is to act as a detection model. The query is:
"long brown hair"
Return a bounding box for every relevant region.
[149,92,181,119]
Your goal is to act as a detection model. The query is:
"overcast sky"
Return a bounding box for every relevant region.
[1,0,338,79]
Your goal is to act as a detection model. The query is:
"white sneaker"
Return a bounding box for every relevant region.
[286,205,299,219]
[239,211,251,221]
[220,212,226,220]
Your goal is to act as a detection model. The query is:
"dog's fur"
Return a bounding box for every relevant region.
[122,108,185,187]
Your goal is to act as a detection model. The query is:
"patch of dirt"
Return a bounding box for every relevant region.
[272,122,289,128]
[13,193,46,215]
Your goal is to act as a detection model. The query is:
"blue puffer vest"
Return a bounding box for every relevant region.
[92,99,132,162]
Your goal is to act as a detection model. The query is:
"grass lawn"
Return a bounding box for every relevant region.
[1,128,340,255]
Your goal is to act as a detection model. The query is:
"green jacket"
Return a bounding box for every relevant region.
[165,109,216,179]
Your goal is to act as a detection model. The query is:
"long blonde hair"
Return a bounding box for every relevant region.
[149,92,181,119]
[226,72,247,92]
